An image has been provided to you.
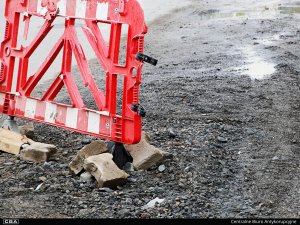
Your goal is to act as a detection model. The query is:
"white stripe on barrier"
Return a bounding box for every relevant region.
[37,0,48,16]
[96,2,108,20]
[37,0,42,13]
[87,111,100,133]
[57,0,67,16]
[0,93,6,107]
[45,102,57,123]
[65,107,78,128]
[76,0,87,18]
[24,98,37,118]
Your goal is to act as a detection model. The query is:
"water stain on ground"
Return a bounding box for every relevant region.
[195,3,300,21]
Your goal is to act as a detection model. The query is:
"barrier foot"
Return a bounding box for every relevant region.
[2,116,20,134]
[107,141,133,169]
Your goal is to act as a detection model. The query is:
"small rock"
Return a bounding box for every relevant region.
[218,160,226,166]
[3,162,13,166]
[123,162,135,172]
[184,166,195,172]
[128,178,137,183]
[140,212,150,219]
[35,183,43,191]
[119,208,130,216]
[272,156,279,160]
[81,139,92,145]
[80,172,94,183]
[19,164,27,169]
[158,164,166,172]
[62,151,68,156]
[142,197,165,209]
[98,187,114,192]
[168,129,176,138]
[39,176,47,182]
[217,136,228,143]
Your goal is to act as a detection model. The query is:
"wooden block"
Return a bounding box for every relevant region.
[84,153,129,188]
[69,140,108,175]
[0,128,29,155]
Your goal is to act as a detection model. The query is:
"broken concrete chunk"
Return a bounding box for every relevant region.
[0,128,29,155]
[18,123,34,139]
[84,153,129,188]
[69,140,108,175]
[124,132,170,170]
[20,140,57,163]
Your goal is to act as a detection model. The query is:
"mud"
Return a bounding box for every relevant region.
[0,0,300,218]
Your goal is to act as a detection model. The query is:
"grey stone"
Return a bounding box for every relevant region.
[217,136,228,143]
[158,164,166,172]
[123,162,134,172]
[80,172,94,183]
[98,187,114,192]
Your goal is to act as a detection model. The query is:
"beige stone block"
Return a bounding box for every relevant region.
[0,128,29,155]
[69,140,108,175]
[124,132,170,170]
[84,153,128,188]
[18,123,34,139]
[20,140,57,163]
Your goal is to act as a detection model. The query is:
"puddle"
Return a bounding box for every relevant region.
[242,61,276,80]
[237,46,276,80]
[196,3,300,21]
[279,6,300,14]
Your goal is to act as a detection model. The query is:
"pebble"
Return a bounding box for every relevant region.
[123,162,135,172]
[62,151,68,156]
[19,164,27,169]
[168,128,176,138]
[140,212,150,219]
[128,178,137,183]
[39,176,47,182]
[81,139,92,145]
[119,209,130,216]
[142,197,165,209]
[184,166,195,172]
[98,187,114,192]
[217,136,228,143]
[80,172,93,183]
[3,162,13,166]
[157,164,165,172]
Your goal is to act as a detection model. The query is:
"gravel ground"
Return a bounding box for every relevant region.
[0,0,300,219]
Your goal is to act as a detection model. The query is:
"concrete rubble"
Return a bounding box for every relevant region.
[0,128,29,155]
[0,127,57,163]
[68,132,171,188]
[20,139,57,163]
[124,132,170,170]
[1,125,170,188]
[84,153,129,188]
[18,123,34,139]
[69,140,108,175]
